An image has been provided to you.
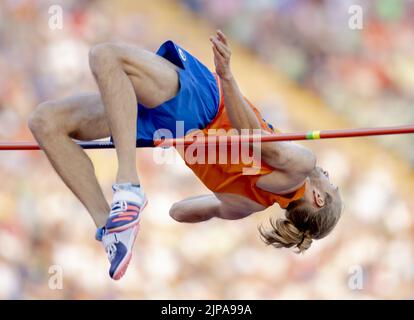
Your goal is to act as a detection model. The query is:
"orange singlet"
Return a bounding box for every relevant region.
[179,76,306,209]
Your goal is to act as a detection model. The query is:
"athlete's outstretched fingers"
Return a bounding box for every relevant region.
[212,43,224,61]
[217,30,228,45]
[210,37,230,59]
[213,31,231,57]
[216,40,231,57]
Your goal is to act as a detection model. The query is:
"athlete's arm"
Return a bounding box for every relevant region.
[210,30,262,132]
[210,31,316,177]
[169,194,253,223]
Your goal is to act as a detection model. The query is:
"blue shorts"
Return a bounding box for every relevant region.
[135,41,220,147]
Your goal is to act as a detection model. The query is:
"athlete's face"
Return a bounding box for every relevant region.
[303,166,341,208]
[310,166,339,194]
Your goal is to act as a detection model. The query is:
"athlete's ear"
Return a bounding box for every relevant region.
[313,188,325,207]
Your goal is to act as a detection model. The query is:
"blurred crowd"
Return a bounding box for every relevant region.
[180,0,414,164]
[0,0,413,299]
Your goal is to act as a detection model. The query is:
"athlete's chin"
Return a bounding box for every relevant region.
[308,167,321,181]
[308,170,326,191]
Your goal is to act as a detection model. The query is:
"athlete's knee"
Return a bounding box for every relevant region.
[89,43,149,76]
[89,42,126,75]
[28,101,61,137]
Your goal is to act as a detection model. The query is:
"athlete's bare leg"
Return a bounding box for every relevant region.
[29,43,180,226]
[28,93,111,227]
[88,43,179,184]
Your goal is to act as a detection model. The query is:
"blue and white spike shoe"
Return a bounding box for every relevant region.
[96,184,147,280]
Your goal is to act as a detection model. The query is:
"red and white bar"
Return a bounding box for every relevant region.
[0,125,413,151]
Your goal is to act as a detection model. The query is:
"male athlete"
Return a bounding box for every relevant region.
[28,30,342,280]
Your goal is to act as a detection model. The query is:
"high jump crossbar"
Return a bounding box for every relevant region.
[1,125,413,151]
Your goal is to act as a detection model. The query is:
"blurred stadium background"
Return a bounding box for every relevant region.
[1,0,414,299]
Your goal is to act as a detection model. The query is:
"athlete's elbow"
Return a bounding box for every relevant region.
[169,204,213,223]
[169,204,185,222]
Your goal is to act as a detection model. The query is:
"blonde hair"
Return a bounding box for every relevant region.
[259,193,342,253]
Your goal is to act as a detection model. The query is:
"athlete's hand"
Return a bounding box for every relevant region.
[210,30,232,80]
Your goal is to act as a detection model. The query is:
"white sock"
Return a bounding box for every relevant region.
[112,183,146,205]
